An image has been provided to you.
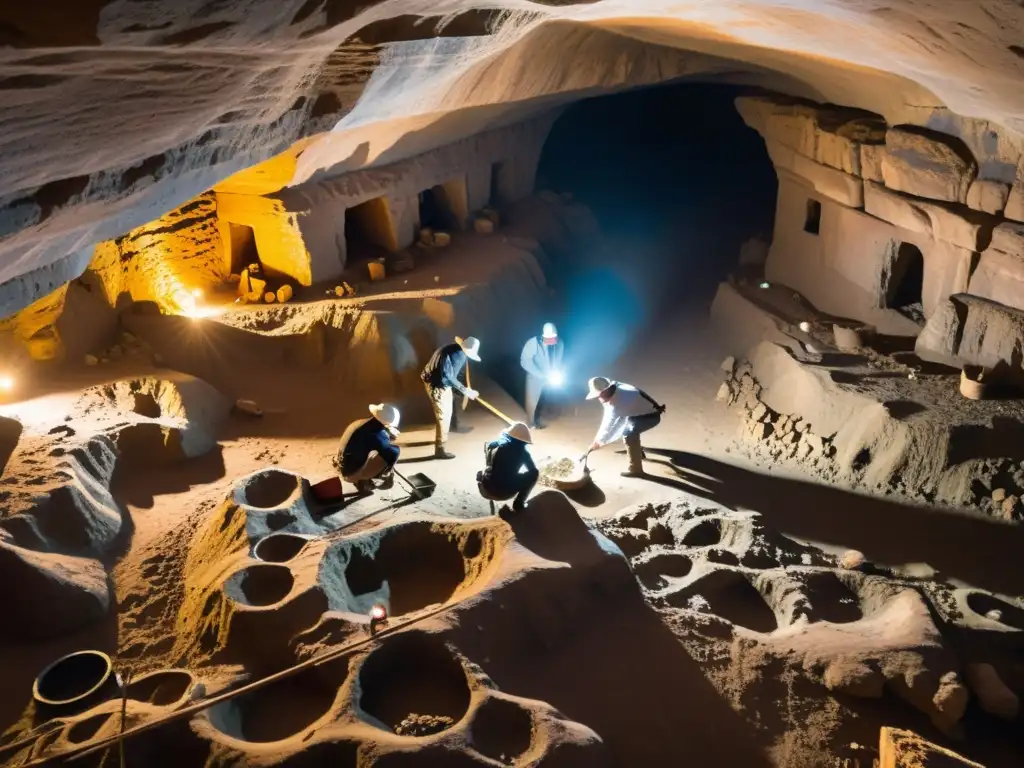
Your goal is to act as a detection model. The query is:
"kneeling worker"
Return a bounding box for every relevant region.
[585,376,666,477]
[477,422,538,512]
[421,336,481,459]
[336,403,401,493]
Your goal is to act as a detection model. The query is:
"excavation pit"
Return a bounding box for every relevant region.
[126,670,195,707]
[33,650,119,716]
[207,663,346,743]
[682,519,723,547]
[358,632,471,736]
[225,564,295,607]
[471,696,533,763]
[244,470,299,508]
[253,533,309,563]
[966,592,1024,630]
[339,522,474,617]
[634,553,693,591]
[798,573,863,624]
[669,571,778,634]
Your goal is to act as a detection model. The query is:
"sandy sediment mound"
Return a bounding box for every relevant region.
[0,372,229,641]
[713,280,1024,515]
[598,499,1023,763]
[0,432,122,640]
[77,373,231,464]
[16,481,621,766]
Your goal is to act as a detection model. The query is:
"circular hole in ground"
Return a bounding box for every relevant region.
[208,661,346,743]
[471,696,533,764]
[126,670,193,706]
[966,592,1024,630]
[244,470,299,508]
[225,564,295,607]
[67,713,111,744]
[634,553,692,591]
[670,571,778,634]
[683,519,723,547]
[462,530,483,559]
[798,573,863,624]
[253,533,308,563]
[343,522,470,616]
[33,651,113,707]
[359,632,470,736]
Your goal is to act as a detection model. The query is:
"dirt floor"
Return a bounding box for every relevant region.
[1,199,1022,767]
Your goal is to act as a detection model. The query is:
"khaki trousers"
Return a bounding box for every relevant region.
[424,383,454,447]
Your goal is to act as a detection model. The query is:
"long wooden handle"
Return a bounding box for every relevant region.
[474,395,514,426]
[461,363,471,411]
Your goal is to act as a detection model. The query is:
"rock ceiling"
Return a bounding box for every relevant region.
[1,0,1023,315]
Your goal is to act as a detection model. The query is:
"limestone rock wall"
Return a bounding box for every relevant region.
[739,94,1024,366]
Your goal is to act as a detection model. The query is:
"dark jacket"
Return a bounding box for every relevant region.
[421,342,468,393]
[480,433,538,495]
[338,417,399,475]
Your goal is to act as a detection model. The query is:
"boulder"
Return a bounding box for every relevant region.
[990,221,1024,256]
[917,294,1024,371]
[735,96,885,176]
[966,179,1010,215]
[769,142,863,207]
[860,143,886,182]
[1005,159,1024,223]
[864,182,984,250]
[881,127,977,203]
[967,248,1024,311]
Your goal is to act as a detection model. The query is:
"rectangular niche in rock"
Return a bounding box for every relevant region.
[804,198,822,235]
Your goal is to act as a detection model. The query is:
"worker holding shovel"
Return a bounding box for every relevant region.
[583,376,666,477]
[335,403,402,493]
[421,336,481,459]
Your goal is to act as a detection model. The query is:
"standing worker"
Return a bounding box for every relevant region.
[335,403,402,493]
[477,422,538,512]
[584,376,666,477]
[520,322,564,429]
[421,336,481,459]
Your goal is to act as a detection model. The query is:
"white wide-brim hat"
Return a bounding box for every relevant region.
[586,376,613,400]
[455,335,481,362]
[503,421,533,444]
[369,403,401,432]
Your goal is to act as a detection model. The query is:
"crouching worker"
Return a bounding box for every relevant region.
[477,422,538,514]
[585,376,666,477]
[335,403,401,493]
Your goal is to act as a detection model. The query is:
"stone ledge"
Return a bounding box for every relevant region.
[864,182,987,251]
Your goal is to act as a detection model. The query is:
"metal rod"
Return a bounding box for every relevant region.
[36,602,454,767]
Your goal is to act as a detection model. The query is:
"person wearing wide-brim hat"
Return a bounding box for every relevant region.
[420,336,481,459]
[477,421,538,513]
[584,376,666,477]
[335,403,402,493]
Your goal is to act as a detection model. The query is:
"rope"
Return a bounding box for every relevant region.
[20,601,455,767]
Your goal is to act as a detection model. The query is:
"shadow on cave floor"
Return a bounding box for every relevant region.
[644,448,1024,596]
[111,447,227,509]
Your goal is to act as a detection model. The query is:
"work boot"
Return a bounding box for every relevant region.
[376,472,394,490]
[434,444,455,460]
[354,479,374,494]
[623,435,645,477]
[530,420,546,431]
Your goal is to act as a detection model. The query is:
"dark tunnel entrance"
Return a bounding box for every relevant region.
[534,82,778,371]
